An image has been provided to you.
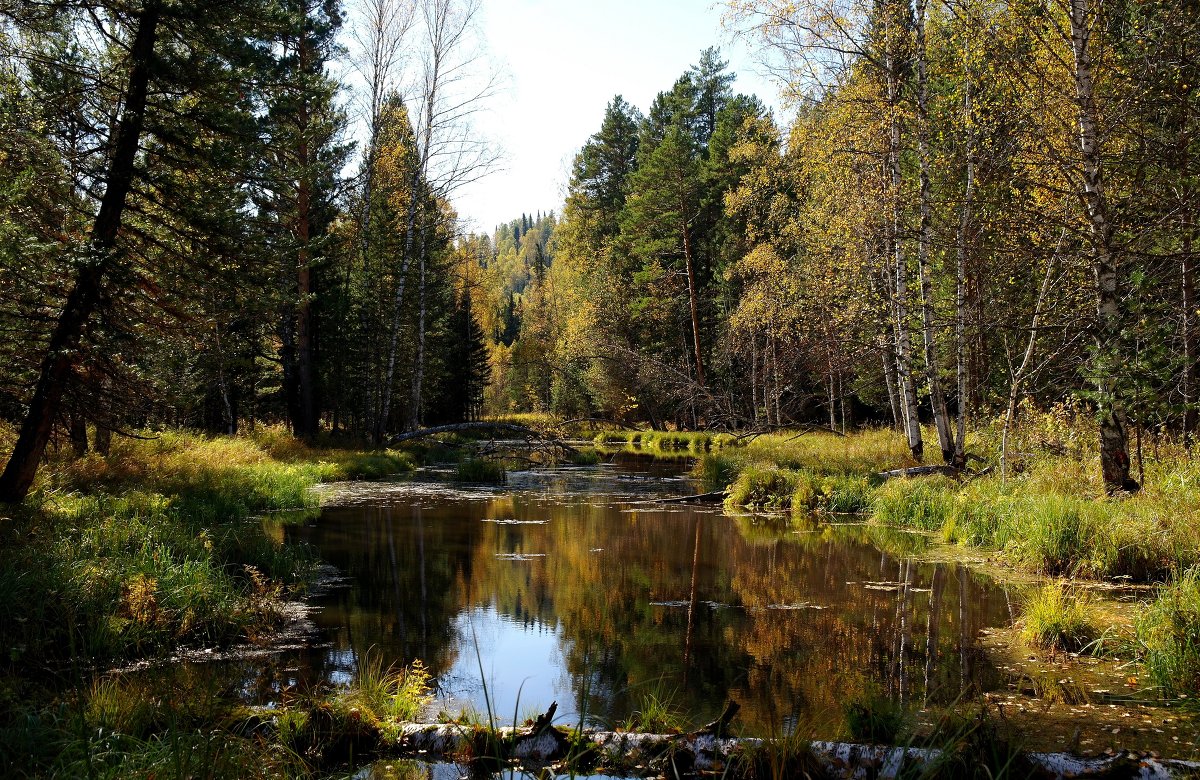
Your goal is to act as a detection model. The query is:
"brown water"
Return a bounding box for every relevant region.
[255,455,1018,737]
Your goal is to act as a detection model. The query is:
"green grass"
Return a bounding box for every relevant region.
[1137,568,1200,694]
[339,652,433,725]
[1019,585,1097,653]
[568,448,602,465]
[619,689,688,734]
[0,428,416,672]
[454,458,507,483]
[594,429,737,453]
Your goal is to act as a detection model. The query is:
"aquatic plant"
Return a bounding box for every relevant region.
[454,457,507,483]
[1019,584,1096,653]
[1137,568,1200,694]
[620,688,688,734]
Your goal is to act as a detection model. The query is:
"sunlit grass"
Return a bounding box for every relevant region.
[1019,584,1097,653]
[1137,568,1200,694]
[0,427,416,671]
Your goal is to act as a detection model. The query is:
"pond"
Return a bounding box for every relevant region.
[259,453,1017,738]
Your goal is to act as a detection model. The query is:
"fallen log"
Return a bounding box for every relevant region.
[876,465,963,481]
[383,722,1200,779]
[652,490,729,505]
[388,422,578,455]
[276,697,1200,779]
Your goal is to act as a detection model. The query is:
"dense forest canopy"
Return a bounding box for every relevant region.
[1,0,1198,496]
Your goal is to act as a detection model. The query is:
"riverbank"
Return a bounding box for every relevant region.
[3,421,1197,777]
[0,427,417,777]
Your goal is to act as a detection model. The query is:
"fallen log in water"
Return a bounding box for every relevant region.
[652,490,729,504]
[387,422,578,455]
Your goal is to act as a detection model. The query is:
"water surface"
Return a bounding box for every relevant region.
[275,455,1015,736]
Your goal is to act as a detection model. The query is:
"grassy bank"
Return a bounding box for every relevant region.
[0,427,417,777]
[594,429,737,454]
[0,428,414,674]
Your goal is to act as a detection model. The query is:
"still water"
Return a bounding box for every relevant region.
[264,454,1016,737]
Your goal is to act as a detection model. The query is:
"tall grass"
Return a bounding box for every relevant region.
[1019,585,1097,653]
[594,429,737,453]
[1137,568,1200,694]
[0,428,415,672]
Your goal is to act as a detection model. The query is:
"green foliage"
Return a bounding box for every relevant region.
[338,652,433,725]
[454,458,507,483]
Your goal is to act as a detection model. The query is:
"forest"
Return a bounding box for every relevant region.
[3,0,1200,776]
[476,2,1200,497]
[2,0,1198,497]
[0,0,492,503]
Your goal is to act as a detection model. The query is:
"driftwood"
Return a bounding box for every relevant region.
[652,490,729,505]
[276,700,1200,778]
[876,465,963,480]
[388,422,578,455]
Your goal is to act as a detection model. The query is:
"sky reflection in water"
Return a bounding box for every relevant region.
[278,455,1014,737]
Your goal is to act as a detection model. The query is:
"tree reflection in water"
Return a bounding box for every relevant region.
[270,463,1011,738]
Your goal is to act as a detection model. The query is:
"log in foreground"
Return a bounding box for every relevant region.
[384,721,1200,779]
[876,464,963,480]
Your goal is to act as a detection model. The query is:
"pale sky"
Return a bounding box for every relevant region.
[449,0,785,233]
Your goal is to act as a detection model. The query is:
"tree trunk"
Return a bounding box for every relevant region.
[887,63,924,462]
[408,217,430,431]
[93,426,112,457]
[69,415,89,459]
[915,0,956,465]
[294,27,317,440]
[1068,0,1137,493]
[953,49,976,470]
[1183,216,1197,437]
[0,1,162,503]
[681,219,706,388]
